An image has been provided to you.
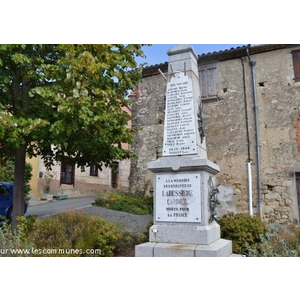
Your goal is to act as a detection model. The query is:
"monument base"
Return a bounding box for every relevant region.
[135,239,232,257]
[149,222,221,245]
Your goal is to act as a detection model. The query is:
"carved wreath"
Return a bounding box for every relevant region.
[197,100,205,144]
[208,176,220,223]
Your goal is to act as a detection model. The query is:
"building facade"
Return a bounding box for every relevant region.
[28,156,130,199]
[129,44,300,224]
[28,106,132,199]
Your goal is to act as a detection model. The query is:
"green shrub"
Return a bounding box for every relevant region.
[113,220,153,257]
[0,159,14,181]
[29,216,71,253]
[114,231,148,257]
[0,158,33,200]
[248,222,300,257]
[218,212,265,255]
[94,191,153,215]
[29,210,123,257]
[60,211,123,257]
[0,217,34,257]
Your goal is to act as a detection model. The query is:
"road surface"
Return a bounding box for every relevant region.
[26,196,95,218]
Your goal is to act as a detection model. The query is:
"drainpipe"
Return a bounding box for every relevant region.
[241,57,253,216]
[246,45,262,218]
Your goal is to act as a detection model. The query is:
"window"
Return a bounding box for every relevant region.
[292,50,300,82]
[90,163,98,177]
[60,159,75,185]
[198,63,217,100]
[111,161,119,189]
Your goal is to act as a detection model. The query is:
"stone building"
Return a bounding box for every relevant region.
[129,44,300,224]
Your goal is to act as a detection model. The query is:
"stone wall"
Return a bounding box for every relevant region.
[129,73,166,194]
[254,48,300,223]
[129,45,300,224]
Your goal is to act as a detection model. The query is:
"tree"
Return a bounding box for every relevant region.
[0,44,145,228]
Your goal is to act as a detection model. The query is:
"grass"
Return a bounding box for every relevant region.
[93,190,153,215]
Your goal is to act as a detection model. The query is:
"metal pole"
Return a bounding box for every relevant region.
[247,161,253,216]
[247,46,262,218]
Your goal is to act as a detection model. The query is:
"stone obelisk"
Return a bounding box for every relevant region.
[135,45,232,257]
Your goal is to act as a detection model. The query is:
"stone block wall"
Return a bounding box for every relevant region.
[129,73,166,194]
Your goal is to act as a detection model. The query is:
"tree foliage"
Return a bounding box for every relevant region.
[0,44,145,226]
[0,44,144,168]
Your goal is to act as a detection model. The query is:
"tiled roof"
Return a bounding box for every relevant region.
[142,44,299,77]
[198,45,247,57]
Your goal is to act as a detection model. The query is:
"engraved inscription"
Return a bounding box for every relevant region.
[155,173,201,222]
[163,72,197,156]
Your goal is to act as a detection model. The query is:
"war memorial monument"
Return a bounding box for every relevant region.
[135,45,232,257]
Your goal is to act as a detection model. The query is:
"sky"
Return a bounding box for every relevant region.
[137,44,246,67]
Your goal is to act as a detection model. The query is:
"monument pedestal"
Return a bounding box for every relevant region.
[135,156,232,257]
[135,44,232,257]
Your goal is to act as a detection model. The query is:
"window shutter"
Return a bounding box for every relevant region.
[198,63,217,100]
[199,68,207,99]
[207,65,217,97]
[292,50,300,82]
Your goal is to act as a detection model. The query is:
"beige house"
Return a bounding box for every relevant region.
[129,44,300,224]
[28,106,132,199]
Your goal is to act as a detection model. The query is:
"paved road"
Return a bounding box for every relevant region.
[26,196,153,234]
[26,196,95,218]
